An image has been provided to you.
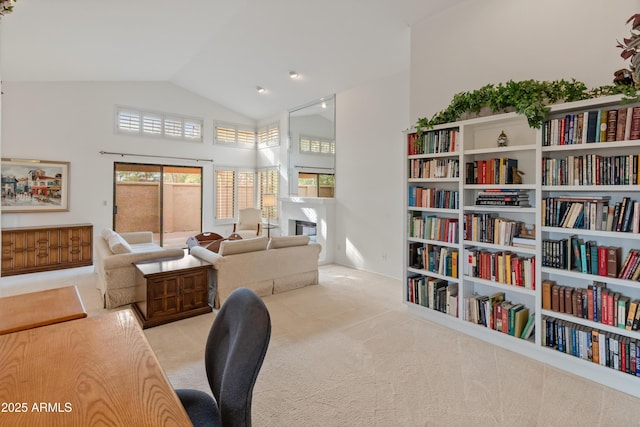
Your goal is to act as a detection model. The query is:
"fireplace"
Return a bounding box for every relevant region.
[295,220,317,242]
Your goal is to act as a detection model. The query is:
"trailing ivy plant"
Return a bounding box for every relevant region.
[415,79,640,135]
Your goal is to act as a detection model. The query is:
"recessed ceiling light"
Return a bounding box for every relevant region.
[256,86,265,93]
[289,71,300,79]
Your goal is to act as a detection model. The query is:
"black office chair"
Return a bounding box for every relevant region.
[176,287,271,427]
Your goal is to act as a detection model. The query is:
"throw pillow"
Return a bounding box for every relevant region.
[219,236,268,256]
[108,234,132,254]
[267,235,310,249]
[101,228,116,241]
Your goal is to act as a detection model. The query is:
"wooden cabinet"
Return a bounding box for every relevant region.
[133,255,212,328]
[1,224,93,276]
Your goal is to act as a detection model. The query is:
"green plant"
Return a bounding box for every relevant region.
[618,13,640,78]
[415,79,640,135]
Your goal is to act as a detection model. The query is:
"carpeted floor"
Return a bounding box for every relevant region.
[3,264,640,426]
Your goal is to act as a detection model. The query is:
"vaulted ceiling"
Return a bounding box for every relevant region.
[0,0,464,120]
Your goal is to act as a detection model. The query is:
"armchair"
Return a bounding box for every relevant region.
[233,208,262,239]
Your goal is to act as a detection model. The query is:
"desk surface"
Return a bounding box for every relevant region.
[0,285,87,335]
[0,309,192,426]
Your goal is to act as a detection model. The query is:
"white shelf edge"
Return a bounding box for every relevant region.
[409,177,460,183]
[541,267,639,288]
[408,207,459,214]
[407,237,459,248]
[408,151,460,159]
[462,275,536,295]
[464,144,537,155]
[464,184,536,190]
[541,139,640,152]
[541,226,640,240]
[463,205,536,213]
[463,240,536,254]
[407,267,459,283]
[542,185,640,192]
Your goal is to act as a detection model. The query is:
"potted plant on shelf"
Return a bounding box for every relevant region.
[617,13,640,84]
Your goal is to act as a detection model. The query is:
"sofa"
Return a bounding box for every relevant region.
[95,229,185,309]
[190,235,321,306]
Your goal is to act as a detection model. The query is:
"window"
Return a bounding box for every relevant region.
[258,168,279,219]
[116,106,203,142]
[214,122,256,146]
[300,135,335,155]
[298,172,335,198]
[215,168,255,221]
[258,123,280,147]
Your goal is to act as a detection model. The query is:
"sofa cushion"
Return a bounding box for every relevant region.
[267,235,310,249]
[218,236,268,256]
[102,228,116,240]
[108,233,132,254]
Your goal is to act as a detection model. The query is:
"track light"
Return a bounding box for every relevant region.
[289,70,300,79]
[256,86,265,93]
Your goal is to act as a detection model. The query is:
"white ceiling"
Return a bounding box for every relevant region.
[0,0,463,121]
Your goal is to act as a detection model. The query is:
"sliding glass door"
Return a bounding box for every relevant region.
[113,163,202,248]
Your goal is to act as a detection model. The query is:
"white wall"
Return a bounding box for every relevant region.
[410,0,640,122]
[334,71,410,279]
[0,82,256,236]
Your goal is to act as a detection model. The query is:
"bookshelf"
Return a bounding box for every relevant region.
[403,94,640,398]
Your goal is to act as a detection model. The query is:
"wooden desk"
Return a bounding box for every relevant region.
[0,309,191,426]
[0,285,87,335]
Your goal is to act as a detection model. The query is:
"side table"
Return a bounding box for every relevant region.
[133,255,213,328]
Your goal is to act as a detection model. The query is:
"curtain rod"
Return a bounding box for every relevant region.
[99,151,214,163]
[294,165,334,170]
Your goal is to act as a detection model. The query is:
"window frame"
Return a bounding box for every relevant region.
[257,122,281,148]
[258,167,279,220]
[214,166,256,224]
[299,134,336,156]
[115,106,203,143]
[213,121,257,149]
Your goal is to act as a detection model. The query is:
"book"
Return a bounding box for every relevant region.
[542,280,554,310]
[606,247,622,278]
[514,307,530,338]
[626,299,639,331]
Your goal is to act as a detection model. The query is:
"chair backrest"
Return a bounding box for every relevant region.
[204,287,271,427]
[237,208,261,231]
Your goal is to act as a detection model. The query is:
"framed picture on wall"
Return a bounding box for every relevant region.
[1,159,70,212]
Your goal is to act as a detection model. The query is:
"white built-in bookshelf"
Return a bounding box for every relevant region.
[404,94,640,398]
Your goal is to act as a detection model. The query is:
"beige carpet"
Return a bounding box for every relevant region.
[2,264,640,426]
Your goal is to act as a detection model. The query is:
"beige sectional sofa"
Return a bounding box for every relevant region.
[95,229,184,309]
[190,235,321,305]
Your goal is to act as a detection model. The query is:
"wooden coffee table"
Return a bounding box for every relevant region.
[0,285,87,335]
[133,255,213,328]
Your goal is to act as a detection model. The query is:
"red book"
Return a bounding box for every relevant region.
[608,293,615,326]
[598,246,608,277]
[587,286,594,321]
[602,292,609,325]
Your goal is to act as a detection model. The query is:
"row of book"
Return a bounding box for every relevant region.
[542,106,640,146]
[464,158,519,185]
[407,129,459,156]
[542,196,640,233]
[408,187,459,209]
[408,214,459,243]
[465,291,534,339]
[543,316,640,375]
[541,237,623,277]
[474,189,530,207]
[463,248,536,289]
[408,243,459,278]
[406,275,458,316]
[463,213,525,246]
[542,280,640,330]
[541,154,640,186]
[408,158,460,179]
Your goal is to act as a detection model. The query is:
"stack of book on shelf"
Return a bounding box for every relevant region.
[475,189,530,207]
[541,196,613,230]
[463,213,526,245]
[542,315,640,375]
[408,214,458,243]
[463,248,535,289]
[541,236,638,280]
[465,158,519,184]
[406,275,458,316]
[512,236,535,249]
[543,106,640,147]
[464,291,534,339]
[408,187,459,209]
[542,279,640,330]
[407,129,458,155]
[408,243,458,278]
[542,154,640,186]
[409,158,460,179]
